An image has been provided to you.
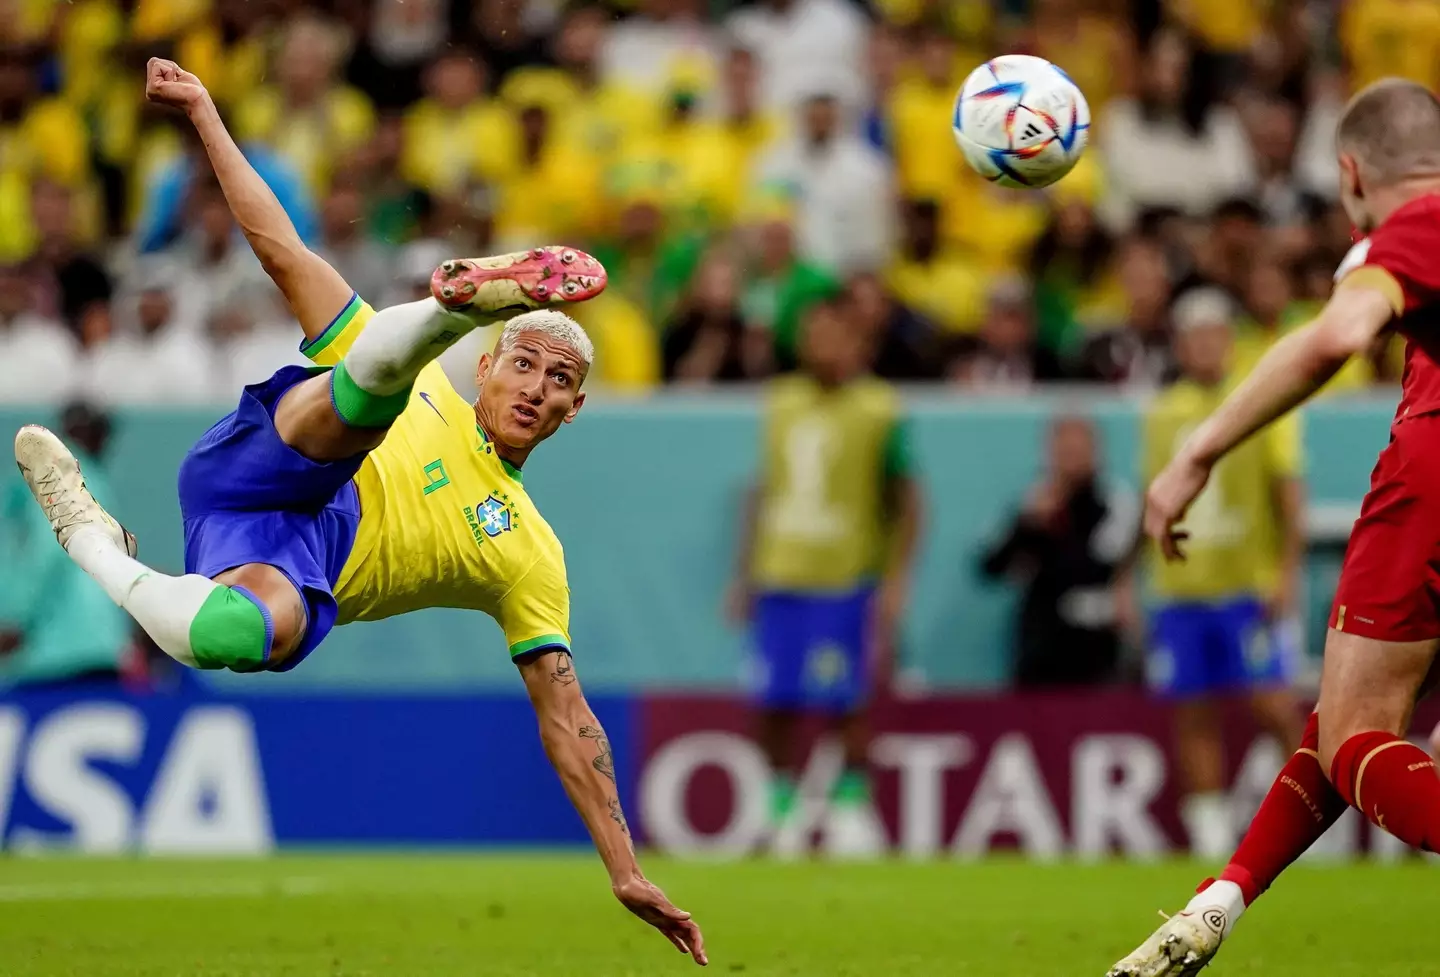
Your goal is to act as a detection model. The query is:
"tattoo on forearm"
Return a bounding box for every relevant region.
[578,724,617,784]
[608,798,630,835]
[550,655,576,686]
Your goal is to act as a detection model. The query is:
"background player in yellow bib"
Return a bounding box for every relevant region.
[11,58,706,966]
[1137,288,1304,860]
[728,299,922,858]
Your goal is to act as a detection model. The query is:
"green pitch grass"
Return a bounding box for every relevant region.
[2,854,1437,976]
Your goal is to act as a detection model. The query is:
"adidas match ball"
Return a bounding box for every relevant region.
[952,54,1090,189]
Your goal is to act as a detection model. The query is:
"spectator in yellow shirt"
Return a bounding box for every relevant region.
[401,49,516,196]
[0,49,91,261]
[885,198,987,334]
[1342,0,1440,93]
[1170,0,1267,57]
[490,103,602,250]
[1027,0,1130,113]
[234,14,376,196]
[620,64,750,232]
[1232,249,1374,394]
[500,6,662,166]
[718,48,784,170]
[887,25,962,201]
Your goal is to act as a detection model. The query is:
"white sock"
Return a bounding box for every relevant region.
[67,529,218,668]
[1183,879,1246,937]
[1180,791,1234,861]
[341,297,480,395]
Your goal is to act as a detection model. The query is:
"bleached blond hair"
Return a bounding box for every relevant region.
[496,309,595,370]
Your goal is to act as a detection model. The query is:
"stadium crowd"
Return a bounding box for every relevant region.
[0,0,1436,404]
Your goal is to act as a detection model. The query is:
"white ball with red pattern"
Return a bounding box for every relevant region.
[952,54,1091,190]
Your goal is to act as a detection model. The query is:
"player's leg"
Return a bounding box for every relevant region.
[821,584,882,856]
[1318,629,1440,848]
[751,592,806,834]
[1174,697,1230,858]
[14,427,294,672]
[1152,604,1232,858]
[1241,600,1304,755]
[272,249,608,462]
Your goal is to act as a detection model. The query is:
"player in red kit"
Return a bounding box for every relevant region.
[1109,78,1440,976]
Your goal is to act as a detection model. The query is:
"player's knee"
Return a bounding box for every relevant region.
[206,566,308,671]
[1428,721,1440,761]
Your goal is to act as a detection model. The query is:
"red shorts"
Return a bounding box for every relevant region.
[1331,414,1440,642]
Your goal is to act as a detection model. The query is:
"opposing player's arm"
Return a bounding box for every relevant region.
[1145,283,1393,559]
[515,651,707,966]
[1184,284,1394,468]
[725,485,760,624]
[143,58,353,341]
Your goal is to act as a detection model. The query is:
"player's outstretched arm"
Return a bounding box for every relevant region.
[1145,283,1395,561]
[516,651,707,966]
[143,58,352,341]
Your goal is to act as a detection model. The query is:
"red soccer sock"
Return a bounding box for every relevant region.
[1331,730,1440,852]
[1213,713,1347,906]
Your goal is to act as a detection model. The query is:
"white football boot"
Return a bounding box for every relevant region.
[14,425,137,557]
[1106,908,1226,977]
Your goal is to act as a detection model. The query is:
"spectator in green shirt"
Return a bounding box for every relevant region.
[0,403,133,689]
[591,186,707,329]
[740,198,840,371]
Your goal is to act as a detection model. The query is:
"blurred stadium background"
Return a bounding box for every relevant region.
[3,0,1440,972]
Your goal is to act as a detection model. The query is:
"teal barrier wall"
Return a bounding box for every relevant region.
[0,390,1399,692]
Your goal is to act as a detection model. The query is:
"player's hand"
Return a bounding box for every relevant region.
[871,574,907,685]
[724,580,753,626]
[1266,571,1300,622]
[614,877,708,966]
[1022,480,1064,526]
[145,58,209,112]
[1113,573,1143,645]
[1144,454,1210,562]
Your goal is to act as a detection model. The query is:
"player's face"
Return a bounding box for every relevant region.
[1176,322,1232,383]
[475,333,586,451]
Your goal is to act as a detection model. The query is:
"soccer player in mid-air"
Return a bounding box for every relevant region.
[13,59,706,966]
[1108,78,1440,976]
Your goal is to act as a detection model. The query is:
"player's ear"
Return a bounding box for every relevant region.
[475,352,493,388]
[564,390,586,424]
[1338,152,1364,200]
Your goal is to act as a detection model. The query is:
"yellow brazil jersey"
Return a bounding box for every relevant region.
[750,375,911,592]
[302,296,572,659]
[1231,311,1373,396]
[1342,0,1440,92]
[1143,379,1302,602]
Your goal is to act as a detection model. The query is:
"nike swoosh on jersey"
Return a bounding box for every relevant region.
[418,391,448,425]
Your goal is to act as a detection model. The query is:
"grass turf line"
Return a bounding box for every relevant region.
[0,855,1436,976]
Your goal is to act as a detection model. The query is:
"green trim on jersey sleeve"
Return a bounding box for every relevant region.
[882,417,914,479]
[509,633,571,658]
[301,292,365,363]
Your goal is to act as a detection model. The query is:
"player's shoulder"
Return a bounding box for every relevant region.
[1368,193,1440,256]
[1148,379,1204,417]
[849,375,902,413]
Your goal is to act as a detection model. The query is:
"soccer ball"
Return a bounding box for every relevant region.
[952,54,1090,190]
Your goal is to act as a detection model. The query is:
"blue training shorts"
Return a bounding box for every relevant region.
[749,586,875,714]
[177,365,362,671]
[1147,596,1297,698]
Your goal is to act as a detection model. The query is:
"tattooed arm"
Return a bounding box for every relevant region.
[516,650,707,966]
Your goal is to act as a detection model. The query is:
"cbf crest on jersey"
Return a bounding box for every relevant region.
[463,491,520,548]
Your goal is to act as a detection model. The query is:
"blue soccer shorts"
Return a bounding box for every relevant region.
[749,586,875,714]
[1147,596,1297,699]
[177,365,362,671]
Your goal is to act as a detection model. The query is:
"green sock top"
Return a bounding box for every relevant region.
[330,361,413,429]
